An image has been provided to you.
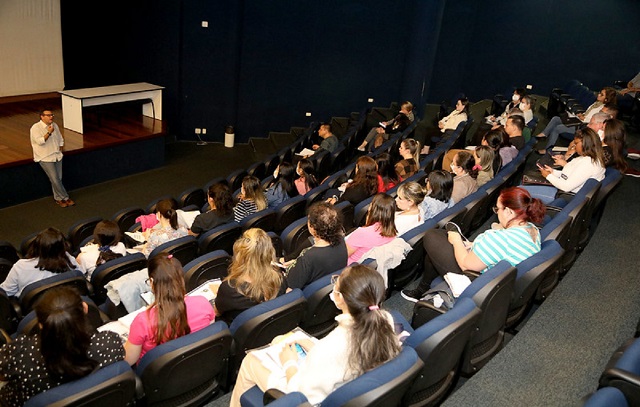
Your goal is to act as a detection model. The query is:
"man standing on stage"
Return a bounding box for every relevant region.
[30,109,75,207]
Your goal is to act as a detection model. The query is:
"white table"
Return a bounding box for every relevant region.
[59,82,164,134]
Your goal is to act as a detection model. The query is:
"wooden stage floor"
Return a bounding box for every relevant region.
[0,93,167,169]
[0,93,168,208]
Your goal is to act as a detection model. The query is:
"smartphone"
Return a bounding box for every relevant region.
[294,343,307,358]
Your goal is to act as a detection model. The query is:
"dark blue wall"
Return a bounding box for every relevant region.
[59,0,639,144]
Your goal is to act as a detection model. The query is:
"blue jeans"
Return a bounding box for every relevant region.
[521,185,557,205]
[542,116,576,151]
[39,160,69,201]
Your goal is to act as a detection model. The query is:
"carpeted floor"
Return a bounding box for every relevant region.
[2,101,639,407]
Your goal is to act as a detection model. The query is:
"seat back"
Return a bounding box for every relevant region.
[335,201,354,233]
[274,195,308,234]
[177,186,206,209]
[247,161,267,181]
[67,217,102,254]
[0,241,20,264]
[0,289,19,334]
[403,298,481,407]
[90,252,147,304]
[182,250,231,292]
[111,206,146,234]
[240,208,277,232]
[228,289,307,380]
[145,195,176,214]
[19,269,88,314]
[304,184,330,209]
[24,361,136,407]
[227,169,249,192]
[507,240,564,329]
[599,337,640,406]
[300,271,343,338]
[353,195,374,228]
[148,235,198,266]
[458,261,516,375]
[280,217,312,258]
[197,222,242,256]
[583,387,629,407]
[322,347,423,407]
[136,321,232,406]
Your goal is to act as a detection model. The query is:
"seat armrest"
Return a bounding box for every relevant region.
[9,296,22,320]
[264,388,286,404]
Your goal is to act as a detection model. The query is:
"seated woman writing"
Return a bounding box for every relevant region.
[402,187,545,302]
[214,228,287,325]
[230,264,401,407]
[141,199,188,257]
[325,156,378,207]
[0,286,124,406]
[76,219,127,280]
[124,254,215,365]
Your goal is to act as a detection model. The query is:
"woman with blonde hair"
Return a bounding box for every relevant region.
[233,175,268,222]
[394,181,426,236]
[474,145,495,187]
[230,264,401,407]
[345,193,397,264]
[395,138,421,181]
[124,254,215,364]
[215,228,287,324]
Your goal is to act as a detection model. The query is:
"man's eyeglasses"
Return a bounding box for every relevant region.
[42,114,54,117]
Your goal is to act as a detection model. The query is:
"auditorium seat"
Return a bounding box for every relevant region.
[0,241,20,264]
[111,206,146,234]
[67,216,102,254]
[177,186,207,209]
[182,250,231,292]
[226,168,248,192]
[197,222,242,256]
[274,195,307,234]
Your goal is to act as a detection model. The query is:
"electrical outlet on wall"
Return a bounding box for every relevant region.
[195,128,201,134]
[202,128,207,134]
[305,112,312,117]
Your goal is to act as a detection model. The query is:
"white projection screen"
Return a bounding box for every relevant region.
[0,0,64,97]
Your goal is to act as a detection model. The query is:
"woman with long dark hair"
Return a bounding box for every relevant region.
[326,156,379,206]
[124,254,215,364]
[189,182,235,235]
[418,170,454,222]
[230,264,401,406]
[76,220,127,279]
[266,162,299,208]
[375,152,399,192]
[1,227,82,297]
[294,159,318,195]
[0,286,124,406]
[345,193,397,264]
[602,118,628,172]
[402,187,545,301]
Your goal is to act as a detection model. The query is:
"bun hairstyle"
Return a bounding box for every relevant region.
[156,199,179,230]
[337,265,401,377]
[147,254,190,345]
[498,187,546,226]
[454,151,479,179]
[36,286,97,382]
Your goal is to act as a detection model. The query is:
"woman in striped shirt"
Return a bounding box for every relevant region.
[401,187,545,302]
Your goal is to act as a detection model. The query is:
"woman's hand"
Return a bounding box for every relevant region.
[326,196,338,205]
[538,164,554,178]
[279,343,299,365]
[576,113,585,121]
[447,231,464,246]
[552,154,567,167]
[438,121,445,129]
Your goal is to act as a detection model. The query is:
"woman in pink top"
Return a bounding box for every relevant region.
[124,254,215,365]
[346,193,397,264]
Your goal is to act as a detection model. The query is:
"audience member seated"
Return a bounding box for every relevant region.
[281,202,347,290]
[345,194,397,264]
[504,114,526,151]
[375,153,399,193]
[450,151,479,204]
[487,88,526,126]
[124,254,215,365]
[233,176,268,222]
[140,199,188,257]
[528,128,606,204]
[394,138,421,182]
[325,156,378,206]
[0,227,83,297]
[419,170,455,222]
[189,182,235,236]
[442,127,508,172]
[76,220,127,280]
[265,162,299,208]
[230,264,401,407]
[474,89,528,144]
[474,145,495,187]
[357,101,414,152]
[535,87,617,154]
[424,97,469,147]
[299,123,338,159]
[402,186,545,301]
[0,286,124,406]
[214,228,287,325]
[394,182,426,236]
[601,118,628,172]
[294,159,318,195]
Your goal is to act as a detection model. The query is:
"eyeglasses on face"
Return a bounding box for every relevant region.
[42,114,54,117]
[492,206,504,214]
